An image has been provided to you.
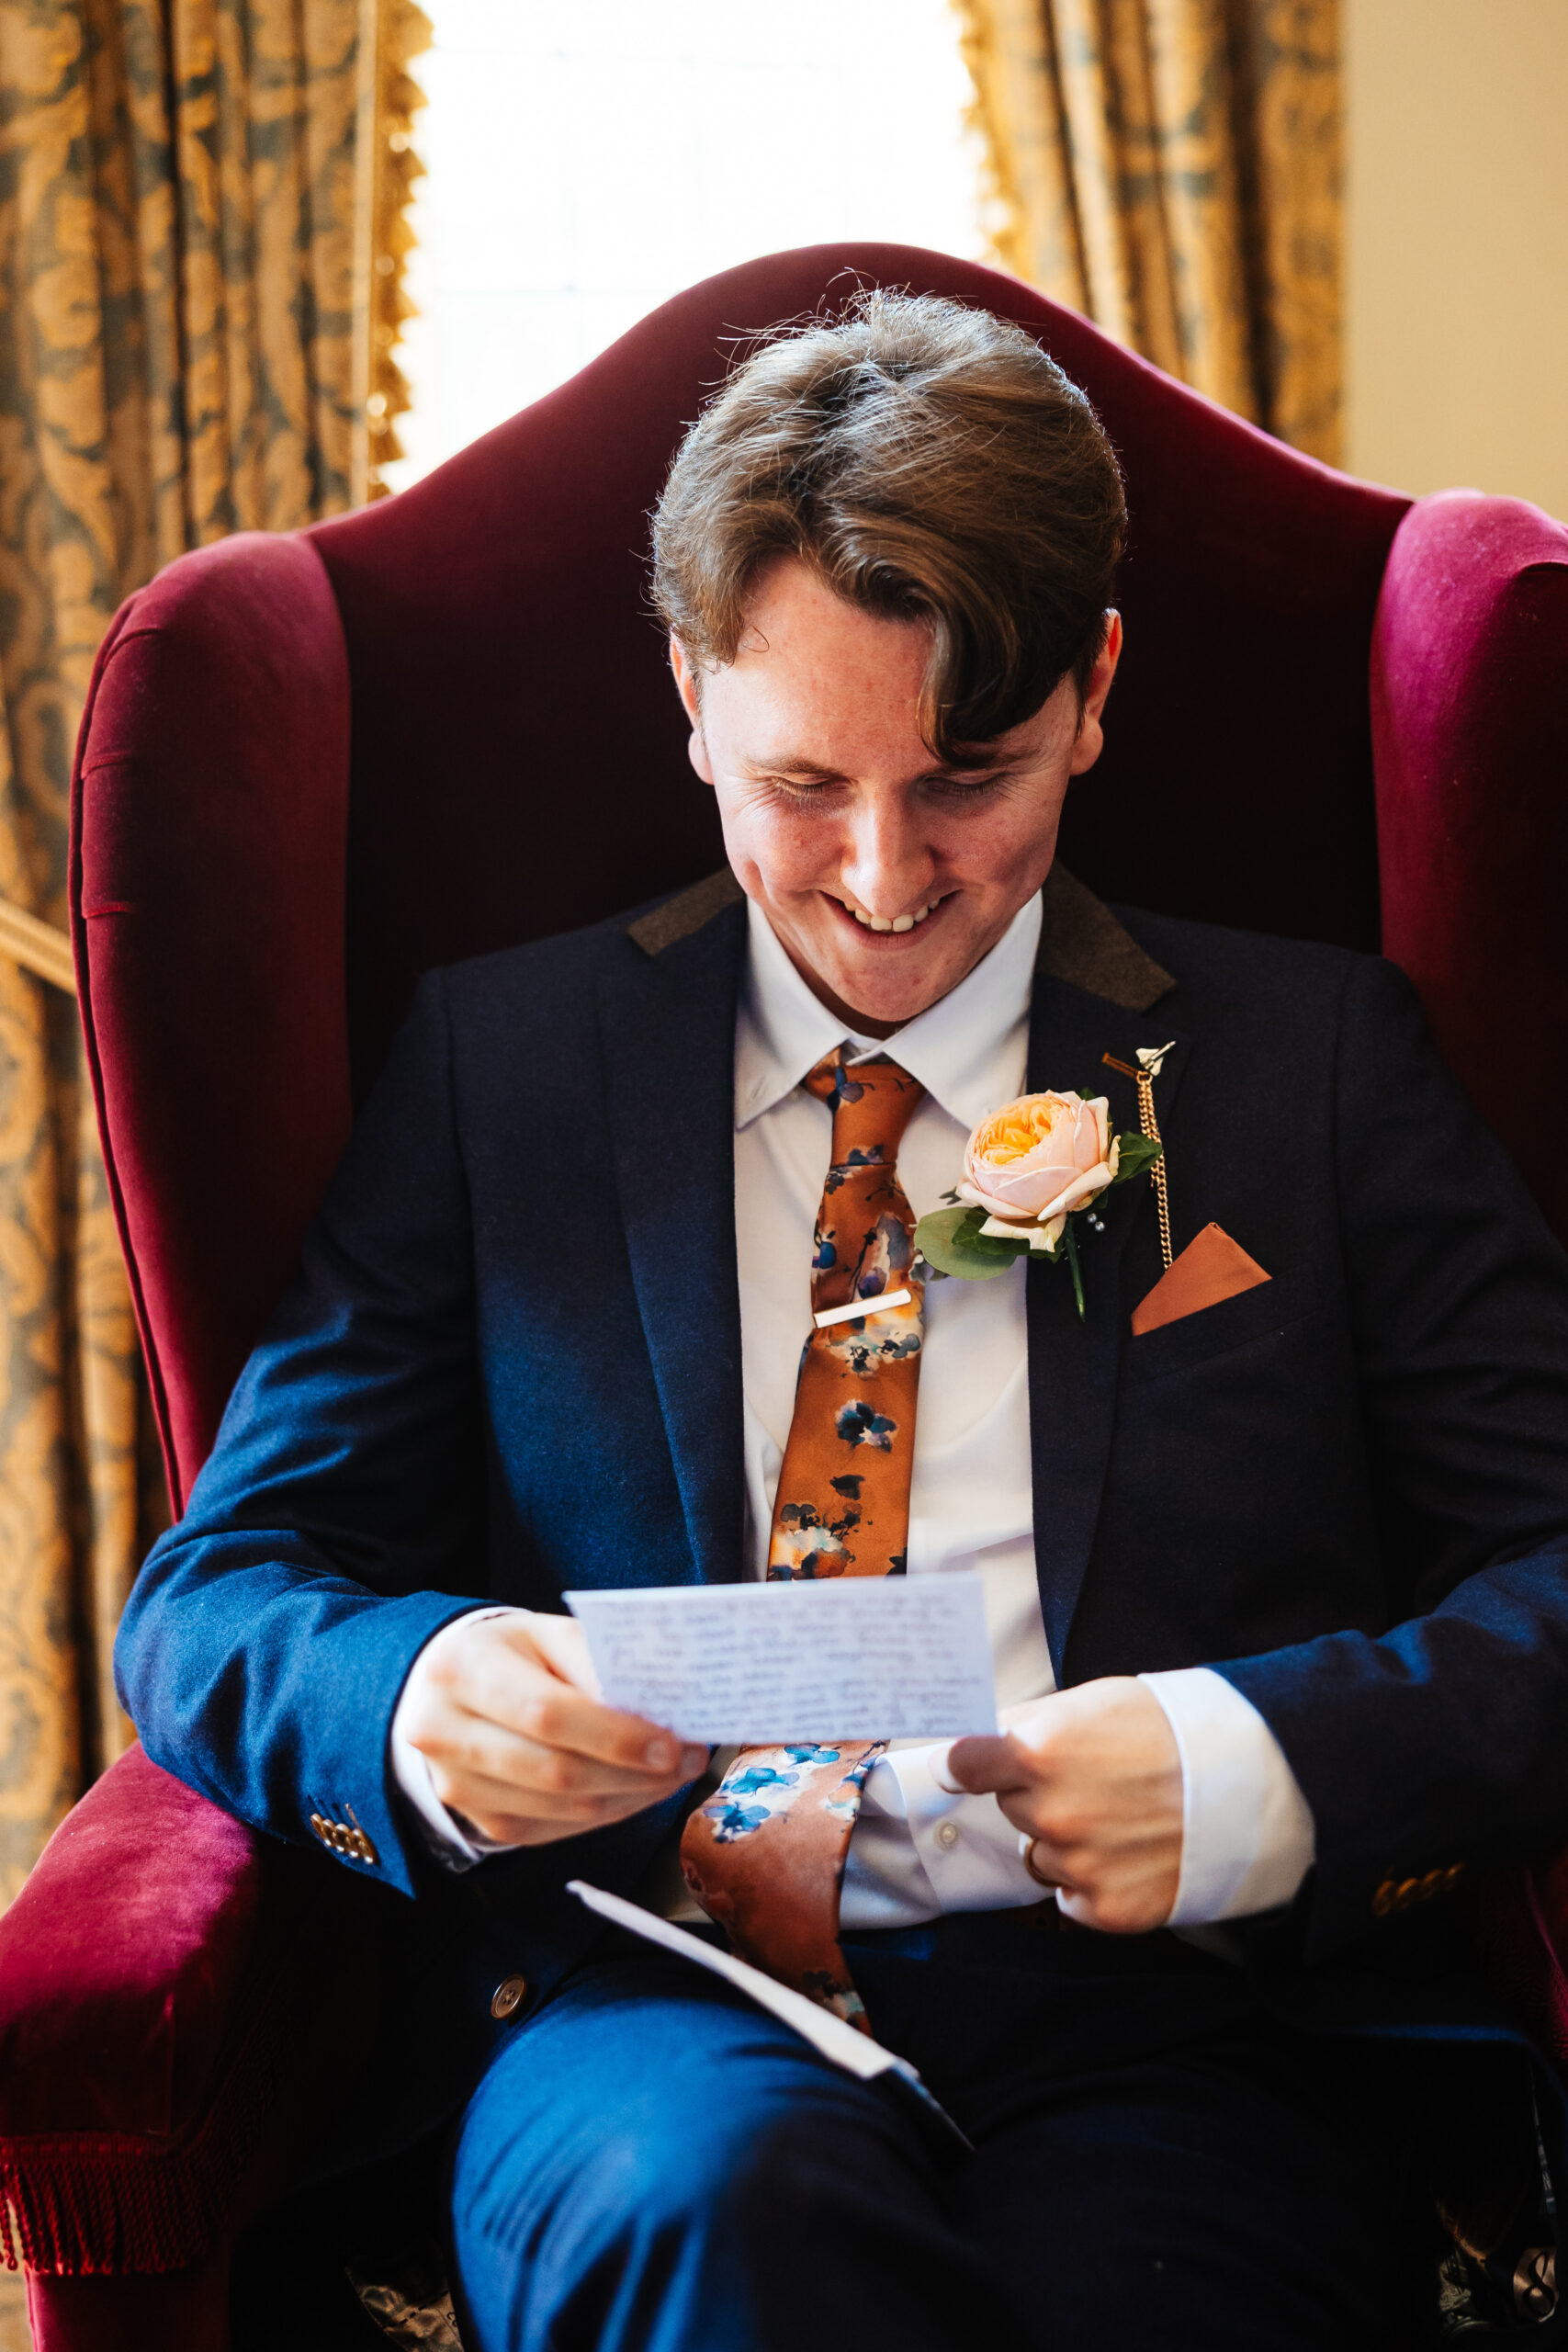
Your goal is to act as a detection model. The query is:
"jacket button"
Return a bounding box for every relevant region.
[491,1975,529,2021]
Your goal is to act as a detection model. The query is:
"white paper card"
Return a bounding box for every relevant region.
[566,1882,896,2079]
[563,1572,997,1742]
[565,1882,972,2151]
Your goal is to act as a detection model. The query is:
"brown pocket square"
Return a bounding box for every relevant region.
[1131,1223,1270,1336]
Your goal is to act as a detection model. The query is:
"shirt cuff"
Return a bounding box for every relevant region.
[843,1742,1043,1928]
[1139,1666,1316,1924]
[389,1607,527,1871]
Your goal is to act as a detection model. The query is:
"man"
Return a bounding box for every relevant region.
[118,292,1568,2349]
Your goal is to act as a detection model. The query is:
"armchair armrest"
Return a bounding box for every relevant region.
[1480,1857,1568,2082]
[1372,489,1568,1242]
[0,1745,380,2277]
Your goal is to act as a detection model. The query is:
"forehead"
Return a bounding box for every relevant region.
[733,558,930,685]
[703,558,931,746]
[700,559,1059,777]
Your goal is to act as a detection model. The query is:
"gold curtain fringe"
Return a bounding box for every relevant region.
[355,0,434,499]
[0,900,75,997]
[952,0,1046,290]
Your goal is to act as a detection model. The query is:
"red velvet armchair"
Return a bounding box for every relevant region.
[2,243,1566,2348]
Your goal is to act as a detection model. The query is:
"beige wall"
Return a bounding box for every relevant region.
[1343,0,1568,517]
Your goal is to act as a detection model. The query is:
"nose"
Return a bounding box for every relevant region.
[839,794,938,924]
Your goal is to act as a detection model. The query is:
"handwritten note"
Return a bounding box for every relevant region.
[563,1573,998,1742]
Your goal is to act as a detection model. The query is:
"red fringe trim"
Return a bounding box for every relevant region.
[0,1957,287,2275]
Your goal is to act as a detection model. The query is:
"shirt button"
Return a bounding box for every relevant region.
[936,1820,961,1850]
[490,1974,529,2021]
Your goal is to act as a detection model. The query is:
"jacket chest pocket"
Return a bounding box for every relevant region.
[1120,1262,1324,1385]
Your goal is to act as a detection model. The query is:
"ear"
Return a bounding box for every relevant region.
[669,633,714,785]
[1067,611,1122,779]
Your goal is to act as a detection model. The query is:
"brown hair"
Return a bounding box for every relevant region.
[650,288,1126,761]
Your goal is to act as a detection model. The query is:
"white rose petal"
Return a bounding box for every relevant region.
[957,1181,1027,1220]
[1032,1161,1115,1221]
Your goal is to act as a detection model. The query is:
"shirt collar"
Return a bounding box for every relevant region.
[735,890,1042,1134]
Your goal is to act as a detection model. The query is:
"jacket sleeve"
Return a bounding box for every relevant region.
[1215,955,1568,1958]
[115,971,490,1897]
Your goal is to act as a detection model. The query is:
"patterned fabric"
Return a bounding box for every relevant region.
[954,0,1341,463]
[0,28,425,2243]
[682,1052,926,2024]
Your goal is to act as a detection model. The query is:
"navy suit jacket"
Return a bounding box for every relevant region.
[117,865,1568,2134]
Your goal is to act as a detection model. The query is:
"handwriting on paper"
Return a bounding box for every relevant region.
[563,1573,998,1742]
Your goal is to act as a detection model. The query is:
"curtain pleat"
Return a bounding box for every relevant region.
[957,0,1341,461]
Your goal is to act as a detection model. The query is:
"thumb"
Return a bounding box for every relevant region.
[941,1732,1032,1795]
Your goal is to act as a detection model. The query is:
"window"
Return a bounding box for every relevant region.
[385,0,987,490]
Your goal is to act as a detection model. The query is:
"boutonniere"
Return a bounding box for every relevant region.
[914,1085,1164,1317]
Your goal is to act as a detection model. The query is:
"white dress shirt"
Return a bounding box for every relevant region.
[393,888,1315,1927]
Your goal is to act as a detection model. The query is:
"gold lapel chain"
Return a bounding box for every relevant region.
[1103,1048,1174,1272]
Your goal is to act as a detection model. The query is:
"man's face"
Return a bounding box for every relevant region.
[671,557,1121,1035]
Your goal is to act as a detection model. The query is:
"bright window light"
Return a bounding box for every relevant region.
[383,0,988,490]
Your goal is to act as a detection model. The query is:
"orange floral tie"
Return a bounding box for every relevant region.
[680,1050,926,2025]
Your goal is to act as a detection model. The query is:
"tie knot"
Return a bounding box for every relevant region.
[803,1048,924,1159]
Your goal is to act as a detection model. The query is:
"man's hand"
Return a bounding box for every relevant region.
[944,1677,1183,1933]
[399,1611,707,1847]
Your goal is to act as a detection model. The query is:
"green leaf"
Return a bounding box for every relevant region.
[913,1204,1030,1281]
[1110,1130,1164,1185]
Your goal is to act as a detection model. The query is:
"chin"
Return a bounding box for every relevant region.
[833,952,961,1026]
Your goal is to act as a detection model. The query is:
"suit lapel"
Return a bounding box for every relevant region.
[1025,875,1190,1675]
[597,893,748,1587]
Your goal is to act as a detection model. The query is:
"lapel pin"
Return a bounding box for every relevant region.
[1102,1046,1175,1272]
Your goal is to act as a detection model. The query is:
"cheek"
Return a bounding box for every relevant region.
[716,796,835,891]
[934,804,1057,889]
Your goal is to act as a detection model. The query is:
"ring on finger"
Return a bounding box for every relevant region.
[1020,1835,1064,1892]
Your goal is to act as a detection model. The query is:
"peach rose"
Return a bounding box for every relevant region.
[958,1091,1116,1242]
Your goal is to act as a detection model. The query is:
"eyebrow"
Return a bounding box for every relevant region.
[744,752,1024,784]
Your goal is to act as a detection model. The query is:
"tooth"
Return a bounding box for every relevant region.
[912,905,930,923]
[870,916,893,933]
[852,906,872,925]
[891,915,914,933]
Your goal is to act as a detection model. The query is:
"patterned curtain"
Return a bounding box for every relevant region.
[955,0,1341,462]
[0,0,427,1919]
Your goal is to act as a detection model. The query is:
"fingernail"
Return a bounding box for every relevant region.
[644,1739,677,1771]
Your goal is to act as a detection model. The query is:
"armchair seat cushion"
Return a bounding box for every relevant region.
[0,1747,377,2275]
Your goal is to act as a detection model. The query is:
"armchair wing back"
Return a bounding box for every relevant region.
[0,245,1558,2350]
[78,241,1421,1503]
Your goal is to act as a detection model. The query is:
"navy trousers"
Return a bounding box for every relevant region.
[446,1910,1437,2351]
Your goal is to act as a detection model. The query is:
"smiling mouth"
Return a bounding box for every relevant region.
[824,891,951,940]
